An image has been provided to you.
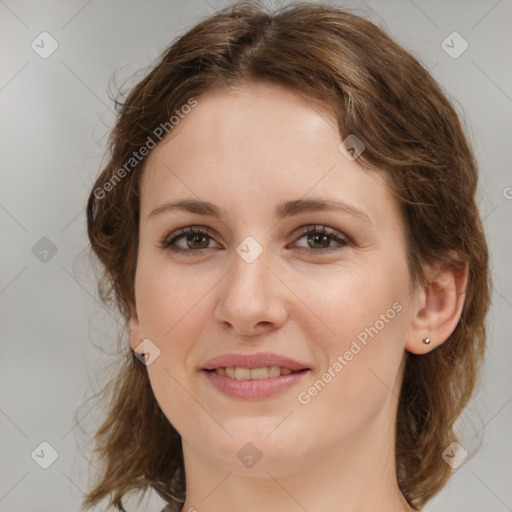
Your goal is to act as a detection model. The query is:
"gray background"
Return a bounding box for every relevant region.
[1,0,511,511]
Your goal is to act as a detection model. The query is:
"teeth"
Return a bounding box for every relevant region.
[250,367,268,379]
[268,365,281,378]
[214,366,300,379]
[234,367,251,380]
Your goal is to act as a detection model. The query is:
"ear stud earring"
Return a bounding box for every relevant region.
[422,337,431,345]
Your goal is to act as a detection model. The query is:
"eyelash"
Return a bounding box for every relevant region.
[160,224,349,256]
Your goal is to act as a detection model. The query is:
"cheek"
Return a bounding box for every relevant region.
[290,258,406,348]
[134,261,218,431]
[290,261,408,420]
[135,260,212,342]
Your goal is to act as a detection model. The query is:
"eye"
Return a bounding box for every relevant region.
[160,224,349,256]
[160,226,220,255]
[291,224,349,254]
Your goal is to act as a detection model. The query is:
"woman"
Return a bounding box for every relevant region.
[82,2,490,511]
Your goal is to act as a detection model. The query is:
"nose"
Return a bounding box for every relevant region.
[213,245,289,336]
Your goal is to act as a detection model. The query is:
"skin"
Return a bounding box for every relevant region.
[129,83,467,512]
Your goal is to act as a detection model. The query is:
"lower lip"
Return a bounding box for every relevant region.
[202,370,310,399]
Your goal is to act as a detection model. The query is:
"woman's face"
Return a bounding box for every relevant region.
[131,83,419,475]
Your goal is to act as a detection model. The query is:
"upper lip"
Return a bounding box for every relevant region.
[201,352,310,371]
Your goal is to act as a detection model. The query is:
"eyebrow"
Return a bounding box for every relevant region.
[148,197,373,224]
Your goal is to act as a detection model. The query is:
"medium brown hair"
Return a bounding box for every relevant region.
[82,2,491,510]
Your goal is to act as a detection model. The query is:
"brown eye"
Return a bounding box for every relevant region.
[182,233,210,250]
[161,226,220,255]
[306,232,332,249]
[293,225,348,253]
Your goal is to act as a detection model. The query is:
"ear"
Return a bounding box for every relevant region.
[405,253,468,354]
[128,307,143,354]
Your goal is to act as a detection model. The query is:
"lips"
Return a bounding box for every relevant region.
[201,352,310,372]
[214,366,299,379]
[200,352,311,399]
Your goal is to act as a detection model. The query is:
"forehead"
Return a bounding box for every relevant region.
[149,83,339,168]
[140,83,401,231]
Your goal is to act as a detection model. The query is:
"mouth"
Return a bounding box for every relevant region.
[204,366,309,379]
[200,352,311,399]
[201,365,311,400]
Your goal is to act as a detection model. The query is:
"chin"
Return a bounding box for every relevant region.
[197,422,310,473]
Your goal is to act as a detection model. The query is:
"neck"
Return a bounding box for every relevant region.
[178,405,416,512]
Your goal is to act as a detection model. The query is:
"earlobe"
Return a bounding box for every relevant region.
[405,257,468,355]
